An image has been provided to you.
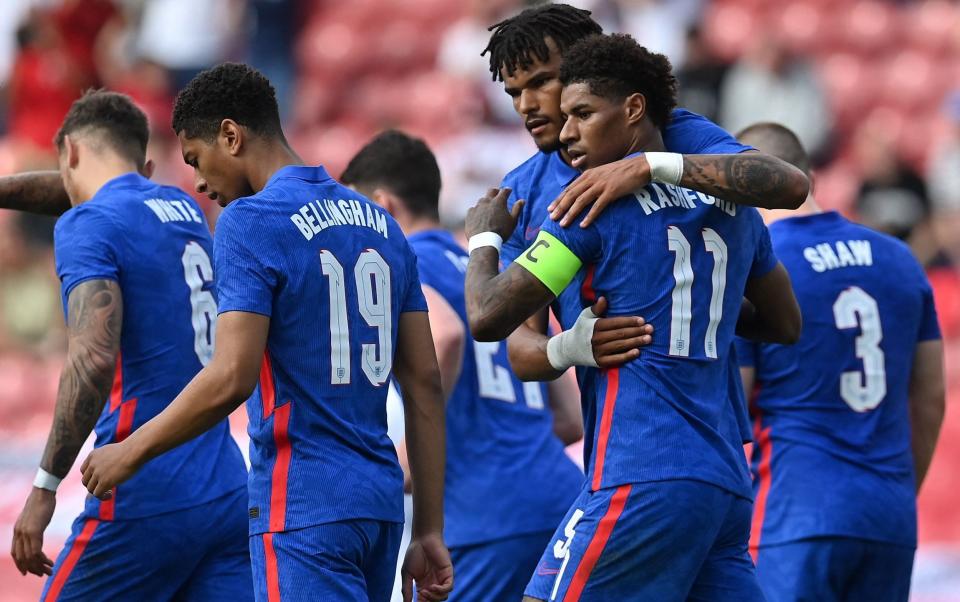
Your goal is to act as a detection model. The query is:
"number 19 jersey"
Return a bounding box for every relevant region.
[522,181,777,498]
[736,211,941,547]
[213,165,427,535]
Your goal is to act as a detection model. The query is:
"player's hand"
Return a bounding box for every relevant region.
[80,442,140,500]
[11,487,56,577]
[549,155,652,227]
[401,532,454,602]
[590,297,653,368]
[464,188,524,241]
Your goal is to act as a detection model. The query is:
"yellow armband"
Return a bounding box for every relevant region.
[515,231,583,296]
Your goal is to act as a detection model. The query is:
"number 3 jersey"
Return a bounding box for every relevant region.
[735,211,941,548]
[213,165,427,535]
[54,173,247,521]
[518,181,777,499]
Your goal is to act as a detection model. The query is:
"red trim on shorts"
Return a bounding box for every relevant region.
[749,413,773,562]
[269,403,292,532]
[563,484,632,602]
[580,264,597,304]
[591,368,619,491]
[45,519,99,601]
[260,352,277,418]
[100,353,137,521]
[263,533,281,602]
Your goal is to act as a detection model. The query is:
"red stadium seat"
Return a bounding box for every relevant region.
[842,1,899,54]
[702,3,762,62]
[777,1,827,55]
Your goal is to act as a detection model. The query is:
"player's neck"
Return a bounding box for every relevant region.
[74,159,139,206]
[247,138,303,194]
[399,216,441,237]
[763,194,821,224]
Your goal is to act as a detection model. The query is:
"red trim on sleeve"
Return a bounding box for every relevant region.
[269,402,292,532]
[749,414,773,561]
[563,484,632,602]
[45,519,99,601]
[263,533,281,602]
[260,352,277,418]
[591,368,619,491]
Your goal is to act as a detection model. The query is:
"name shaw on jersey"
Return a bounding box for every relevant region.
[635,183,737,217]
[803,239,873,273]
[290,198,389,241]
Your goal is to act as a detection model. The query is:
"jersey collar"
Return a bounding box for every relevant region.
[772,210,844,231]
[94,172,149,200]
[547,150,579,188]
[265,165,333,187]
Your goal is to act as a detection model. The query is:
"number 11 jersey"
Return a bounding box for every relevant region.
[736,211,941,548]
[213,165,427,536]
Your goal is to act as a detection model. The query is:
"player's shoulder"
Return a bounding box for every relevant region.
[55,197,120,240]
[502,150,553,190]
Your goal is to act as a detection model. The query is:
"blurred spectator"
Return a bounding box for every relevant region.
[8,8,87,169]
[619,0,703,67]
[131,0,245,92]
[0,213,62,356]
[675,25,725,122]
[720,34,832,159]
[50,0,117,85]
[852,116,932,256]
[247,0,298,123]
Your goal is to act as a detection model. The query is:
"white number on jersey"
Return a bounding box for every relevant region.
[318,249,394,387]
[551,509,585,601]
[833,286,887,411]
[666,227,729,358]
[474,340,544,409]
[181,241,216,366]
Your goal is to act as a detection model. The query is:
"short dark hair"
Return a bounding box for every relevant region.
[483,3,602,82]
[736,122,811,175]
[172,63,282,141]
[559,34,677,129]
[341,130,441,220]
[54,90,149,168]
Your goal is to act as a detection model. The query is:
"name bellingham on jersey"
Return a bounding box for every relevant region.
[290,197,389,241]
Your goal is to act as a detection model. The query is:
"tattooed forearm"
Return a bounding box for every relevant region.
[0,171,71,216]
[465,249,555,342]
[680,153,809,210]
[40,279,122,477]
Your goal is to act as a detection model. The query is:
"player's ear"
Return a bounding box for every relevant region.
[219,119,243,156]
[141,158,156,180]
[625,92,646,126]
[371,188,396,215]
[64,135,80,169]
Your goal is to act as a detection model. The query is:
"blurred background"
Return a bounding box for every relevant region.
[0,0,958,600]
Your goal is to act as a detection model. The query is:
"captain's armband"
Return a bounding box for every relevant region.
[515,231,582,296]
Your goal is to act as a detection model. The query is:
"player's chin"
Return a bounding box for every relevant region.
[532,130,563,154]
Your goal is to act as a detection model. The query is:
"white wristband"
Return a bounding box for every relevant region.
[468,232,503,254]
[646,152,684,186]
[33,468,62,492]
[546,306,601,371]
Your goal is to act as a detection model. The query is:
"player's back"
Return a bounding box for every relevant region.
[408,229,582,548]
[539,181,776,497]
[740,211,940,546]
[213,166,426,535]
[53,173,246,521]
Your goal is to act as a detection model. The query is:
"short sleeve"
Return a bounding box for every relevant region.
[540,216,603,266]
[749,217,779,279]
[734,336,759,368]
[402,242,428,313]
[918,274,942,342]
[54,205,122,311]
[663,109,754,155]
[500,186,528,268]
[213,203,277,317]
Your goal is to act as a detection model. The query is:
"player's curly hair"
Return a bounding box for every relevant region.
[172,63,283,140]
[483,3,602,82]
[55,89,148,169]
[559,34,677,129]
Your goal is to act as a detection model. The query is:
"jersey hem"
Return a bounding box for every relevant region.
[80,483,247,522]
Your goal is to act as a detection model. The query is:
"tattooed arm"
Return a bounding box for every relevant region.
[549,151,809,227]
[11,279,121,577]
[0,172,71,216]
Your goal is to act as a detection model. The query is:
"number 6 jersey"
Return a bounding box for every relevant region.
[736,211,941,548]
[517,178,777,499]
[54,172,247,521]
[213,165,427,536]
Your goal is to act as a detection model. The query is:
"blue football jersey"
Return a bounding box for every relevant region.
[499,109,756,471]
[54,173,247,521]
[533,182,777,499]
[408,229,583,547]
[213,165,427,535]
[735,211,941,547]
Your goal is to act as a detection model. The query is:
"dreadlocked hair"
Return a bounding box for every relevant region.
[482,3,602,82]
